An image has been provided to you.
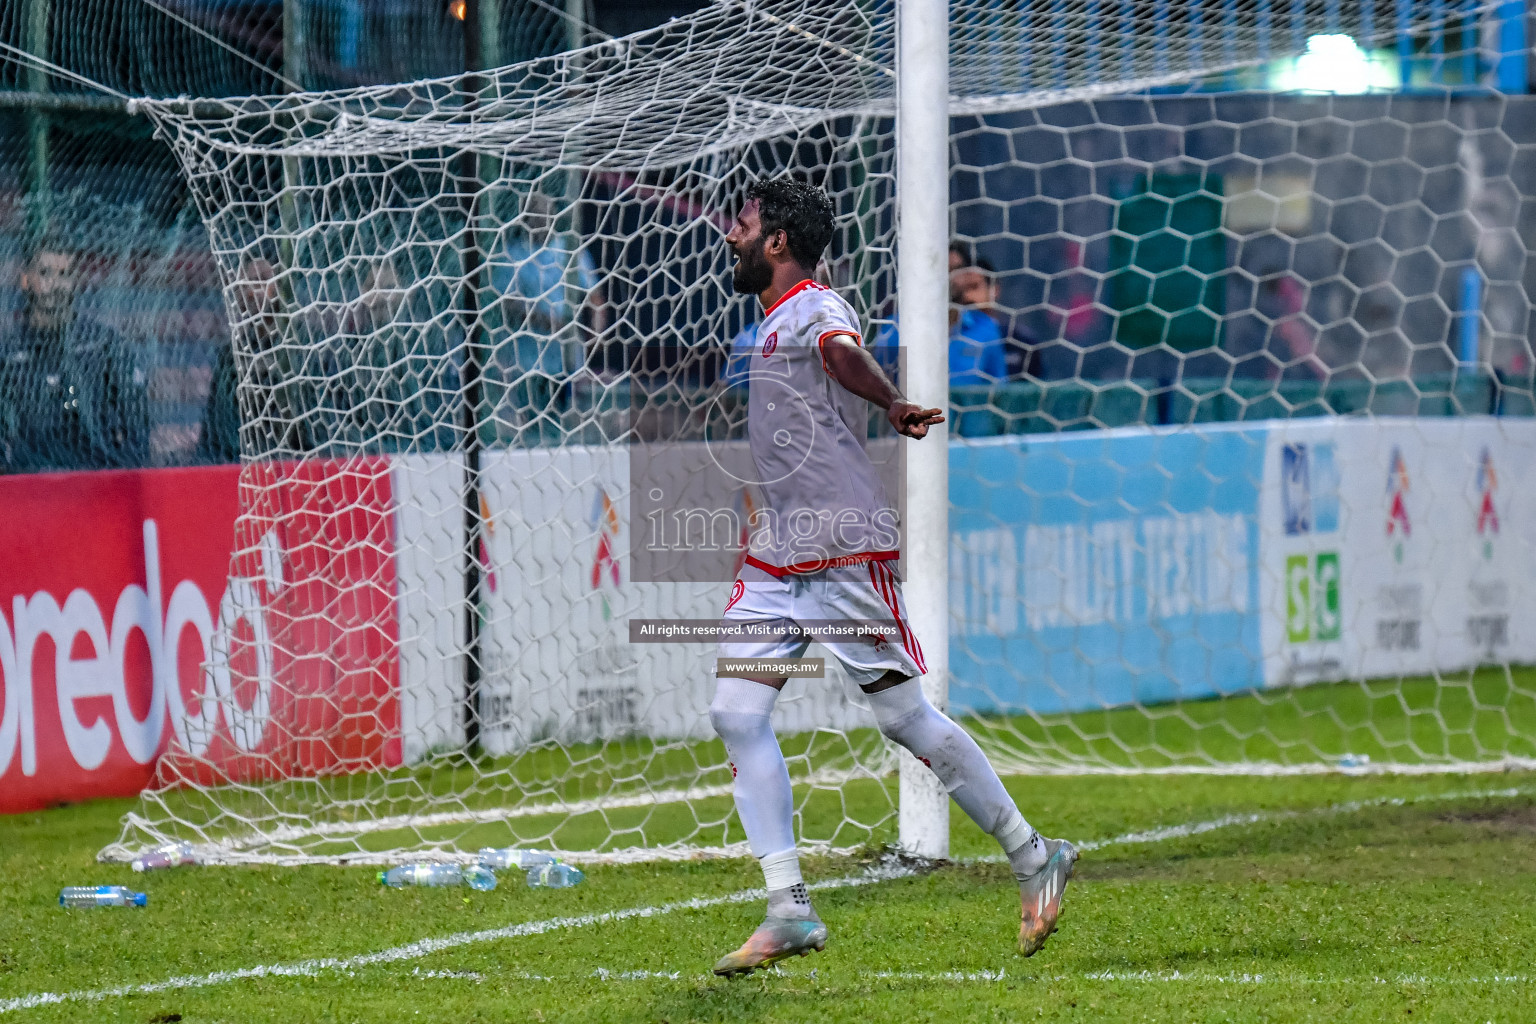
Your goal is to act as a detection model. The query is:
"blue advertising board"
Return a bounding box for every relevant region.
[948,424,1268,716]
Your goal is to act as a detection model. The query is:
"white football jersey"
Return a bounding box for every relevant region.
[744,279,899,576]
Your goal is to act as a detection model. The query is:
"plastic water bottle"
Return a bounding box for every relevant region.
[526,863,584,889]
[478,848,558,871]
[377,864,497,891]
[59,886,147,908]
[132,842,197,872]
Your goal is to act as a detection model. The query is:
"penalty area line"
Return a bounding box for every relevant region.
[5,783,1531,1015]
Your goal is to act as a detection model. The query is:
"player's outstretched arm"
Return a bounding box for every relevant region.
[821,333,945,439]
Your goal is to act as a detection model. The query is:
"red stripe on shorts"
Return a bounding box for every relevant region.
[870,560,926,674]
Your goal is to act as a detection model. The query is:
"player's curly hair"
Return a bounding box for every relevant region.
[747,177,835,271]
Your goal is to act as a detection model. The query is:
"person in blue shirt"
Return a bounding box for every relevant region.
[872,244,1007,388]
[723,321,758,387]
[485,190,606,442]
[704,320,760,441]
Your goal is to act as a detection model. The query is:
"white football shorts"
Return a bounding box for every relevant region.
[717,560,926,686]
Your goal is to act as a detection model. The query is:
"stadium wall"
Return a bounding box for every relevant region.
[2,418,1534,812]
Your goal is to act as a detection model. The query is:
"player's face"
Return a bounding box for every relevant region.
[726,200,774,296]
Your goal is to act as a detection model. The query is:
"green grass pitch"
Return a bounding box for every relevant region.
[112,668,1536,862]
[5,768,1536,1023]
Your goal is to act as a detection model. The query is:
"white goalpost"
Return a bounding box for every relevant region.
[896,0,952,860]
[102,0,1536,867]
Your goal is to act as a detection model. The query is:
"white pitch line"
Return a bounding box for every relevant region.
[539,966,1535,987]
[1073,970,1535,986]
[111,766,882,860]
[408,967,485,982]
[873,968,1011,982]
[0,864,913,1016]
[8,784,1534,1015]
[580,967,1533,986]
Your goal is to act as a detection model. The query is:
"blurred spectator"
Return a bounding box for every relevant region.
[948,256,1007,385]
[1261,274,1327,380]
[1003,237,1112,382]
[723,321,758,387]
[873,241,1006,387]
[336,259,407,450]
[486,190,607,438]
[200,254,337,460]
[201,255,282,461]
[0,241,149,472]
[338,259,460,453]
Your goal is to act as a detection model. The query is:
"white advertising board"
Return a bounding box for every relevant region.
[1259,417,1536,688]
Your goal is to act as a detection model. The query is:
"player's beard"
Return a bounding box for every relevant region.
[731,236,773,296]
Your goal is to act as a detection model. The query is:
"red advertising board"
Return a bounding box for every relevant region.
[0,460,402,814]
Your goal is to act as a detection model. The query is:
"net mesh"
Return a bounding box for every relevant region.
[98,0,1536,865]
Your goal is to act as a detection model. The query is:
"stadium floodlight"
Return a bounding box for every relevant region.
[1271,33,1401,93]
[101,0,1534,868]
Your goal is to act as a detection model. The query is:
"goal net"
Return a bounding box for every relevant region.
[104,0,1536,865]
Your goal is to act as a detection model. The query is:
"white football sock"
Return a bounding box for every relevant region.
[710,677,810,909]
[865,678,1048,877]
[994,808,1049,880]
[760,849,815,919]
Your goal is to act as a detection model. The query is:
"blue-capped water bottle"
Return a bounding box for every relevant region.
[478,848,558,871]
[59,886,147,908]
[377,864,497,891]
[526,863,584,889]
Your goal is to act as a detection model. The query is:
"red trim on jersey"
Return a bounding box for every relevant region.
[817,329,863,373]
[870,560,926,674]
[744,549,899,578]
[761,278,824,319]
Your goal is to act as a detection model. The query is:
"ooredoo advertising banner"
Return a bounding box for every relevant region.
[0,466,243,811]
[0,460,404,814]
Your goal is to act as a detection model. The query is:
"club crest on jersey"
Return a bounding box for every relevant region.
[760,331,778,357]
